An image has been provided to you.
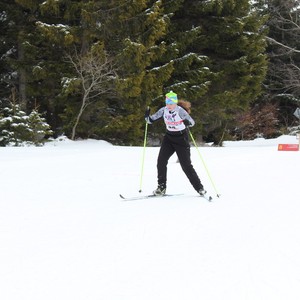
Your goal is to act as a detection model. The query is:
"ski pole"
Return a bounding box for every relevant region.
[139,119,148,193]
[187,127,220,198]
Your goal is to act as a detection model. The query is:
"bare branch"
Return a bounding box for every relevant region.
[266,36,300,54]
[66,45,117,140]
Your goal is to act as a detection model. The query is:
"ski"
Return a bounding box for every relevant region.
[120,193,183,201]
[120,193,213,201]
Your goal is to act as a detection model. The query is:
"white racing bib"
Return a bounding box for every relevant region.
[163,107,185,132]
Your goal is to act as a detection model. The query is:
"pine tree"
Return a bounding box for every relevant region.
[258,0,300,129]
[0,0,270,144]
[0,0,71,134]
[0,0,43,111]
[155,0,214,139]
[0,104,30,146]
[89,0,174,144]
[0,103,52,146]
[33,0,85,134]
[164,0,268,143]
[161,0,212,100]
[27,110,53,146]
[2,0,174,143]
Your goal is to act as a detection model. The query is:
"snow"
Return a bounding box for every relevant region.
[1,135,300,300]
[36,22,70,34]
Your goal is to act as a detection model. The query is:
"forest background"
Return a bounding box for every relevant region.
[1,0,300,146]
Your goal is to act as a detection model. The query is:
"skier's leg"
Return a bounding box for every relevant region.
[157,135,175,189]
[174,133,203,192]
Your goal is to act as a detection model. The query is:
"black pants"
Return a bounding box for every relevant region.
[157,130,203,191]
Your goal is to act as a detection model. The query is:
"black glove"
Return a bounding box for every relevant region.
[144,107,153,124]
[144,107,150,118]
[183,119,192,127]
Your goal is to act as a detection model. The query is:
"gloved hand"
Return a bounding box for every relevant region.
[144,107,153,124]
[144,107,150,118]
[183,119,192,127]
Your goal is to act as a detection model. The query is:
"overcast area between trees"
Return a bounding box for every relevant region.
[1,0,300,146]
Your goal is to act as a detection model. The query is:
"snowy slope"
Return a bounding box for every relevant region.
[1,135,300,300]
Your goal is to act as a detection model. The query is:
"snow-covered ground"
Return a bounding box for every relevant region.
[1,135,300,300]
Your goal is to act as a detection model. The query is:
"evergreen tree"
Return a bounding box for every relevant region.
[37,0,120,138]
[258,0,300,129]
[27,109,53,146]
[0,0,71,134]
[0,0,269,144]
[158,0,213,138]
[0,0,42,111]
[165,0,268,143]
[33,0,86,135]
[34,0,173,143]
[0,103,52,146]
[0,103,31,146]
[87,0,174,144]
[161,0,212,99]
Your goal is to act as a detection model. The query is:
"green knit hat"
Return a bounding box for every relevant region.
[165,91,178,104]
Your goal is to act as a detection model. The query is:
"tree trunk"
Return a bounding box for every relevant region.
[18,31,27,111]
[71,95,88,140]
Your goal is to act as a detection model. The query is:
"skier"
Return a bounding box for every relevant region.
[145,91,206,196]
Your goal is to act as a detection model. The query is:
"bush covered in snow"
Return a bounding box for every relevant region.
[0,104,52,146]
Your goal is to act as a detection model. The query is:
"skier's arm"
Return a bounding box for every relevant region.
[145,107,164,124]
[179,107,195,127]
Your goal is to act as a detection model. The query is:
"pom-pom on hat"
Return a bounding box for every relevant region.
[165,91,178,104]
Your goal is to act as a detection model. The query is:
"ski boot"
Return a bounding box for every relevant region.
[153,184,166,196]
[198,188,207,196]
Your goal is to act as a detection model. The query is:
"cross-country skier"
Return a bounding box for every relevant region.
[145,91,206,196]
